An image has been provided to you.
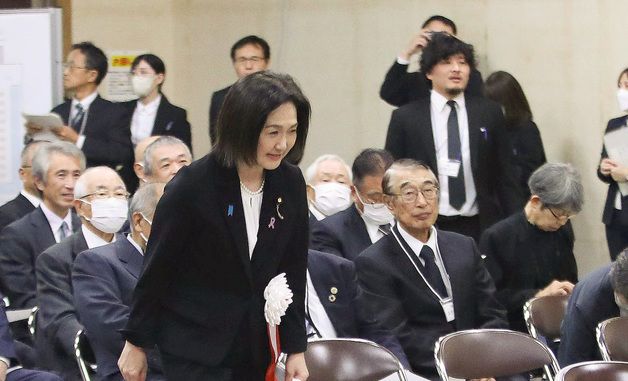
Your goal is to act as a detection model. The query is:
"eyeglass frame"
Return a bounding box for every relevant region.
[233,56,266,65]
[353,187,386,208]
[385,185,440,204]
[546,206,574,221]
[78,190,131,200]
[62,62,90,71]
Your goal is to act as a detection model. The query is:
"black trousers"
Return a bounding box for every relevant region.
[160,352,266,381]
[606,209,628,260]
[436,214,481,242]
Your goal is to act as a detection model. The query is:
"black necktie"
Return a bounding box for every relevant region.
[446,100,466,210]
[378,224,391,235]
[71,104,85,132]
[419,245,447,298]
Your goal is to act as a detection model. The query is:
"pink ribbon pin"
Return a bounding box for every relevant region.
[268,217,276,229]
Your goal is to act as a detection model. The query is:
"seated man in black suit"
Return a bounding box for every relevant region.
[379,15,484,107]
[480,163,582,332]
[558,249,628,366]
[356,159,507,380]
[0,141,46,232]
[73,183,166,381]
[311,149,395,261]
[35,166,128,381]
[0,142,84,310]
[208,35,270,144]
[0,294,61,381]
[384,32,522,241]
[305,154,353,223]
[136,136,191,185]
[26,41,133,189]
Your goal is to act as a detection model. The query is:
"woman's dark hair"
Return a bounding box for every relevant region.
[213,71,310,167]
[484,71,533,127]
[617,67,628,87]
[419,32,476,75]
[131,54,166,91]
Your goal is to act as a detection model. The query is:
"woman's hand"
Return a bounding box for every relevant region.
[118,341,148,381]
[600,158,618,176]
[285,352,308,381]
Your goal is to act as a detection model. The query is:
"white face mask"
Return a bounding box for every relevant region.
[81,198,128,234]
[311,182,352,216]
[354,190,394,225]
[617,88,628,112]
[139,212,152,245]
[132,74,156,98]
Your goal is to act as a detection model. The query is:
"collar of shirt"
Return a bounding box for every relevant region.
[430,89,466,114]
[396,223,438,266]
[81,224,115,249]
[71,91,98,114]
[40,203,72,238]
[126,234,144,256]
[308,203,325,221]
[20,190,41,208]
[357,205,384,243]
[136,94,161,114]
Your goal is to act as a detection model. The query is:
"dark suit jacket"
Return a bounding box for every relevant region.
[505,120,547,199]
[307,250,409,367]
[384,96,523,229]
[51,96,133,187]
[0,207,80,309]
[0,194,36,233]
[73,237,163,380]
[598,115,628,226]
[479,211,578,332]
[121,95,192,149]
[208,85,231,144]
[122,153,308,371]
[310,205,371,261]
[0,296,17,367]
[355,227,507,379]
[379,61,484,107]
[35,230,102,381]
[558,264,618,366]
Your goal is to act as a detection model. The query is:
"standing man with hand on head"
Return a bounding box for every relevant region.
[209,35,270,144]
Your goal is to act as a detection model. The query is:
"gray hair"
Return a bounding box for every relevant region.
[528,163,584,213]
[305,154,352,184]
[142,136,191,177]
[612,250,628,299]
[21,141,48,167]
[128,182,166,229]
[32,141,86,184]
[382,159,436,195]
[74,166,123,199]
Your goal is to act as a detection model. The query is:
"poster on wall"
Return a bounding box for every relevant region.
[103,50,145,102]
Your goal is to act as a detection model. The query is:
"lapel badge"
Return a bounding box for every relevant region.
[268,217,276,230]
[227,204,234,217]
[276,197,284,220]
[330,287,338,295]
[328,294,336,303]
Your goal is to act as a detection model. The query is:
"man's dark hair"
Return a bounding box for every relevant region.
[71,41,108,85]
[352,149,394,189]
[419,32,476,75]
[213,71,310,167]
[617,67,628,87]
[484,71,533,127]
[230,35,271,61]
[382,159,435,195]
[421,15,457,35]
[131,54,166,91]
[611,250,628,299]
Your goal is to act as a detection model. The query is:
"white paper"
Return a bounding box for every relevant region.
[604,127,628,196]
[22,112,63,142]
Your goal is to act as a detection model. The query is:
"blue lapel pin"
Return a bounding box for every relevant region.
[227,204,234,216]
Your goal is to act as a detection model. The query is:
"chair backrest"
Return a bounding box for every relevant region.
[556,360,628,381]
[302,338,407,381]
[435,329,560,381]
[524,294,569,341]
[74,329,97,381]
[27,306,38,337]
[597,317,628,361]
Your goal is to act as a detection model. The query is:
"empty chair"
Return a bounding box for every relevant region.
[597,317,628,361]
[556,360,628,381]
[435,329,560,381]
[74,330,97,381]
[524,294,569,341]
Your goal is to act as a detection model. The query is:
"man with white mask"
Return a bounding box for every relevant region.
[311,149,395,261]
[559,249,628,366]
[305,154,353,224]
[35,166,128,381]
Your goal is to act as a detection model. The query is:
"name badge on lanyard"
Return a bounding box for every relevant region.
[391,228,455,322]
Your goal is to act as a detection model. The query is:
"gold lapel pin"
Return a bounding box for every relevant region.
[276,197,284,220]
[330,287,338,295]
[328,295,336,303]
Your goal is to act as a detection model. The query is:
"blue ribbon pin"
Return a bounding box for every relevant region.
[227,204,234,216]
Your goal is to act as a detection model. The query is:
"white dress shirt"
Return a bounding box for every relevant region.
[241,189,263,258]
[130,95,161,145]
[305,270,337,339]
[81,225,115,249]
[70,91,98,149]
[40,203,73,243]
[308,203,325,221]
[127,234,144,255]
[357,207,386,243]
[430,90,478,217]
[20,190,40,208]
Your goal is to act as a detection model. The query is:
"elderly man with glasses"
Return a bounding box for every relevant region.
[35,166,128,381]
[355,159,507,381]
[479,163,583,333]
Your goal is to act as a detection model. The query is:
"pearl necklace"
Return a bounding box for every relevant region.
[240,179,265,195]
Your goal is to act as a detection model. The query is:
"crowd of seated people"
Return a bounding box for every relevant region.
[0,13,625,381]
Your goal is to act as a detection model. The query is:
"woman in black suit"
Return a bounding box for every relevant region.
[123,54,192,149]
[118,72,311,381]
[484,71,546,199]
[598,67,628,260]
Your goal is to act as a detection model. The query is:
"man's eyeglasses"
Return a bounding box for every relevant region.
[548,207,573,221]
[62,62,88,71]
[234,56,265,65]
[80,190,130,200]
[387,186,439,204]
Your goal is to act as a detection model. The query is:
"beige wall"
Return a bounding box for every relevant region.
[73,0,628,275]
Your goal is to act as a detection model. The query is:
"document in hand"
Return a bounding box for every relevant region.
[22,112,63,141]
[604,126,628,196]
